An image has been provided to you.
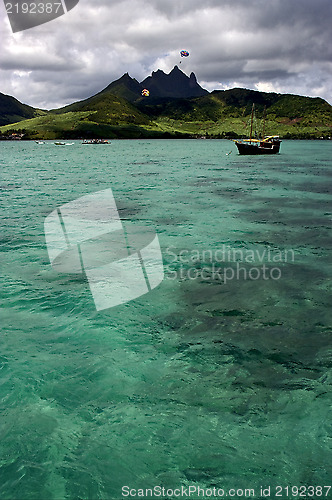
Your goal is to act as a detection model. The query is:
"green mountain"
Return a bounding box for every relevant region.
[52,73,145,110]
[138,87,331,122]
[1,83,152,139]
[212,88,332,126]
[52,89,150,125]
[1,67,331,139]
[136,87,332,138]
[0,92,45,126]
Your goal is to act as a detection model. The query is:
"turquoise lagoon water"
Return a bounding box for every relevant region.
[0,139,331,499]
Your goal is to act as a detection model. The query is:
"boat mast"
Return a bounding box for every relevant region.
[262,105,266,139]
[249,103,254,141]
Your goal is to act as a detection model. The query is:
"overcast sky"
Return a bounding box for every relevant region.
[0,0,331,109]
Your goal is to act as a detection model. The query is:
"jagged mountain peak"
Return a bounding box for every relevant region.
[141,65,208,99]
[98,72,142,102]
[119,72,132,80]
[91,66,207,102]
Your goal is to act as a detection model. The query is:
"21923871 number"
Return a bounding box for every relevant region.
[275,485,331,497]
[5,2,62,14]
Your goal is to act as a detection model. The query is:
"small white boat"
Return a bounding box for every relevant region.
[54,142,66,146]
[82,139,110,144]
[35,141,45,144]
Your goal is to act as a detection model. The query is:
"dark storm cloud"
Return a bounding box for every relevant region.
[0,0,331,108]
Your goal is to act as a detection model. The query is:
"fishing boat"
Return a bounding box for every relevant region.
[234,104,281,155]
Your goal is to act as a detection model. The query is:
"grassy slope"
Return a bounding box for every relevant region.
[0,92,155,139]
[0,92,46,126]
[0,113,155,140]
[52,92,151,125]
